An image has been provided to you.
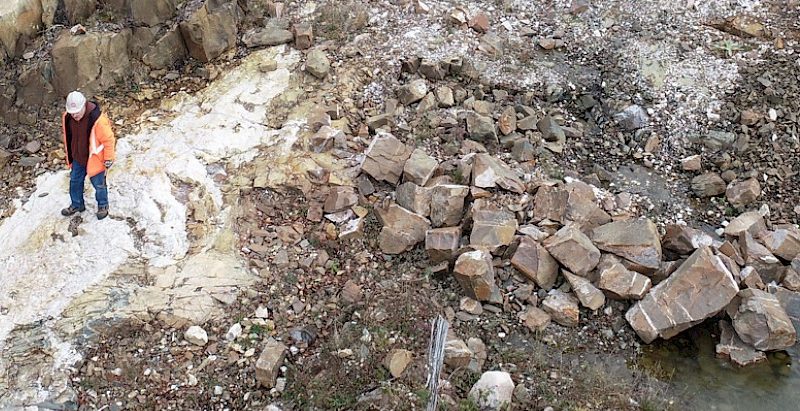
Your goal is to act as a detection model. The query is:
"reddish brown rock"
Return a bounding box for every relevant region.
[724,211,767,237]
[430,185,469,227]
[510,237,559,290]
[732,289,797,351]
[691,173,726,197]
[376,203,431,254]
[470,209,518,252]
[564,271,605,310]
[323,186,358,213]
[396,182,432,216]
[361,133,413,185]
[760,229,800,261]
[453,250,498,301]
[716,320,766,367]
[425,227,462,263]
[542,290,580,327]
[598,263,652,300]
[564,181,612,230]
[520,306,551,332]
[403,148,438,186]
[472,154,525,193]
[591,219,662,270]
[498,106,517,135]
[661,224,713,255]
[543,226,600,275]
[726,178,761,208]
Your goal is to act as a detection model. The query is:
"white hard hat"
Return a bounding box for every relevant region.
[66,91,86,114]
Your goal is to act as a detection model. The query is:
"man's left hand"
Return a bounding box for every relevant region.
[104,160,113,169]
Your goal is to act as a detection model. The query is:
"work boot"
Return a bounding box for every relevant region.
[61,205,85,216]
[97,206,109,220]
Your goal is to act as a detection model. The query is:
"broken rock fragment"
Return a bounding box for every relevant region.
[691,173,726,197]
[376,203,431,254]
[425,226,461,263]
[732,289,796,351]
[625,247,739,343]
[543,226,600,275]
[361,133,413,184]
[470,209,518,252]
[453,250,498,301]
[397,79,428,105]
[471,153,525,193]
[726,178,761,208]
[323,186,358,213]
[403,148,438,186]
[597,263,652,300]
[510,236,559,290]
[591,219,662,270]
[468,371,515,411]
[542,290,580,327]
[724,211,767,237]
[564,271,605,310]
[520,306,551,332]
[661,224,713,255]
[532,185,568,223]
[760,229,800,261]
[466,112,497,142]
[396,182,432,216]
[716,320,766,366]
[430,184,469,227]
[256,339,287,388]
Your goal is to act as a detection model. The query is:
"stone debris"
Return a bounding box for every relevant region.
[543,226,600,276]
[376,203,431,254]
[430,185,469,227]
[520,306,551,332]
[425,226,462,263]
[614,105,649,130]
[444,334,472,369]
[471,154,525,193]
[724,211,767,237]
[542,290,580,327]
[466,112,497,142]
[184,325,208,346]
[396,182,432,216]
[511,236,559,290]
[626,247,739,343]
[760,229,800,261]
[598,263,652,300]
[324,187,358,214]
[726,178,761,208]
[470,209,518,252]
[361,133,413,185]
[468,371,515,411]
[384,349,413,378]
[591,219,662,271]
[661,224,713,255]
[453,250,498,302]
[731,289,796,351]
[691,173,726,197]
[563,271,605,310]
[255,339,287,388]
[681,155,702,171]
[305,49,331,79]
[397,79,428,105]
[715,320,766,367]
[739,266,765,290]
[403,148,438,186]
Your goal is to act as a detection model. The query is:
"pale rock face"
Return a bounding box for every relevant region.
[468,371,515,411]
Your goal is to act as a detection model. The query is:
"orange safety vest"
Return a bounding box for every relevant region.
[61,111,116,177]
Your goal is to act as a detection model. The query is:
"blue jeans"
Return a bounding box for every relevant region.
[69,162,108,209]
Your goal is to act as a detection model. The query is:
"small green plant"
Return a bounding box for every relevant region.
[713,39,746,57]
[329,259,341,274]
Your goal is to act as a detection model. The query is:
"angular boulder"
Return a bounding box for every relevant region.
[542,290,580,327]
[425,227,461,263]
[732,289,796,351]
[760,229,800,261]
[142,28,188,69]
[396,182,432,216]
[403,148,438,186]
[470,209,518,252]
[453,250,498,301]
[242,27,294,47]
[715,320,766,367]
[532,185,568,223]
[376,203,431,254]
[726,178,761,208]
[520,306,551,332]
[466,112,497,142]
[591,219,662,270]
[323,186,358,213]
[691,173,726,197]
[510,237,559,290]
[180,0,239,62]
[564,271,605,310]
[597,263,652,300]
[361,133,413,184]
[305,49,331,79]
[625,247,739,343]
[397,79,428,105]
[724,211,767,237]
[430,184,469,227]
[255,339,287,388]
[564,180,612,230]
[661,224,713,255]
[543,226,600,275]
[51,31,132,96]
[472,153,525,193]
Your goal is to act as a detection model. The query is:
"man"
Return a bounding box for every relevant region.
[60,91,116,220]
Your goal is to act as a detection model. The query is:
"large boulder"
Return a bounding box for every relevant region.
[543,226,600,275]
[375,203,430,254]
[403,148,438,186]
[453,250,498,302]
[597,263,652,300]
[180,0,239,62]
[472,153,525,193]
[51,30,132,96]
[0,0,43,61]
[591,219,662,270]
[361,133,413,184]
[625,247,739,343]
[760,229,800,261]
[510,236,558,290]
[396,182,432,216]
[564,181,612,230]
[661,224,713,255]
[726,178,761,208]
[532,185,568,223]
[469,209,518,252]
[732,289,796,351]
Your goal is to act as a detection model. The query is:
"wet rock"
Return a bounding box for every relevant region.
[691,173,726,197]
[732,289,796,351]
[425,227,461,263]
[716,320,766,366]
[520,306,551,332]
[453,250,498,301]
[661,224,713,255]
[397,79,428,105]
[466,112,497,142]
[293,22,314,49]
[626,247,739,343]
[384,349,413,378]
[361,133,413,184]
[532,185,568,223]
[614,105,649,130]
[564,271,605,310]
[498,106,517,135]
[542,290,580,327]
[305,49,331,79]
[180,0,238,62]
[468,371,514,411]
[256,339,287,388]
[726,178,761,208]
[396,182,432,216]
[472,154,525,193]
[242,27,294,47]
[376,203,431,254]
[403,148,438,186]
[598,263,652,300]
[724,211,767,237]
[760,229,800,261]
[681,155,702,171]
[324,187,358,213]
[185,325,208,346]
[511,237,559,290]
[470,209,518,252]
[544,226,600,275]
[430,185,469,227]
